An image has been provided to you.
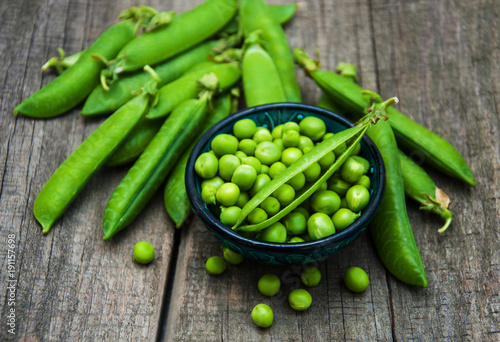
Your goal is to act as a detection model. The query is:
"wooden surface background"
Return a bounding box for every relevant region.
[1,0,499,341]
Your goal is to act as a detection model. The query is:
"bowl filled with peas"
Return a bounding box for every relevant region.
[186,102,385,265]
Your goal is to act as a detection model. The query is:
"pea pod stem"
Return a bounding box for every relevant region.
[102,73,219,240]
[294,47,476,186]
[235,125,368,232]
[42,48,86,74]
[398,150,453,233]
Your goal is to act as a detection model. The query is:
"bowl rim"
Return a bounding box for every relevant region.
[185,102,385,252]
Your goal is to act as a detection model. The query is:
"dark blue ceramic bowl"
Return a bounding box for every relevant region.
[186,103,385,265]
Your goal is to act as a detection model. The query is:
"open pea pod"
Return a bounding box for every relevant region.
[232,114,384,230]
[234,124,368,232]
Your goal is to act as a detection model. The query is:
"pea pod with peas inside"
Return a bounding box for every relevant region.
[294,48,476,186]
[318,89,454,232]
[241,33,287,107]
[240,0,302,103]
[33,77,157,233]
[14,19,138,118]
[102,73,219,240]
[146,61,241,119]
[366,99,428,288]
[164,92,234,228]
[103,0,238,82]
[82,40,221,116]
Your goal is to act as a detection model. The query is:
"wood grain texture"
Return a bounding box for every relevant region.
[0,0,499,341]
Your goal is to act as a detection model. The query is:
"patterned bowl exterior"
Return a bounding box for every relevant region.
[186,103,385,265]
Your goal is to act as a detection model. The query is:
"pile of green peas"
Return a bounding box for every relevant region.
[195,115,372,242]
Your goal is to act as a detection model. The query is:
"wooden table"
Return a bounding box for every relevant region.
[1,0,499,340]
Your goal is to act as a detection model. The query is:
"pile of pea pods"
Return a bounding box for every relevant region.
[15,0,475,289]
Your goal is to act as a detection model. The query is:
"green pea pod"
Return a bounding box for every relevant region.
[318,93,454,232]
[236,125,368,232]
[82,40,219,116]
[42,48,86,74]
[164,93,233,228]
[367,100,428,288]
[33,93,150,233]
[294,48,476,186]
[240,0,302,102]
[398,150,453,233]
[14,20,137,119]
[242,37,287,107]
[234,124,369,230]
[146,62,240,119]
[107,0,237,76]
[102,74,218,240]
[104,116,165,167]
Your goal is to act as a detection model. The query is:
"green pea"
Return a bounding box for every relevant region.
[231,165,257,191]
[253,129,273,143]
[220,206,242,226]
[344,266,369,292]
[345,185,370,212]
[350,142,361,156]
[273,183,295,207]
[257,274,281,296]
[133,241,155,264]
[282,129,300,147]
[211,133,238,157]
[301,266,321,287]
[302,145,313,154]
[322,132,334,141]
[288,288,312,311]
[248,207,268,225]
[269,161,287,179]
[288,236,305,243]
[340,156,368,183]
[251,304,273,328]
[299,116,326,141]
[318,151,336,170]
[260,222,287,243]
[281,147,303,166]
[331,208,359,231]
[195,152,219,179]
[242,156,262,174]
[293,206,310,221]
[249,174,272,197]
[273,138,285,151]
[283,211,307,235]
[216,182,240,207]
[260,164,270,174]
[222,245,244,265]
[238,138,257,156]
[354,175,371,189]
[255,141,282,165]
[303,162,322,182]
[287,172,305,191]
[235,150,248,160]
[201,184,217,205]
[260,197,281,216]
[307,213,335,240]
[218,154,241,181]
[206,256,226,275]
[311,190,341,215]
[236,191,250,208]
[333,141,347,157]
[271,124,283,139]
[201,176,224,190]
[233,118,257,139]
[283,121,300,132]
[327,175,351,197]
[298,135,314,151]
